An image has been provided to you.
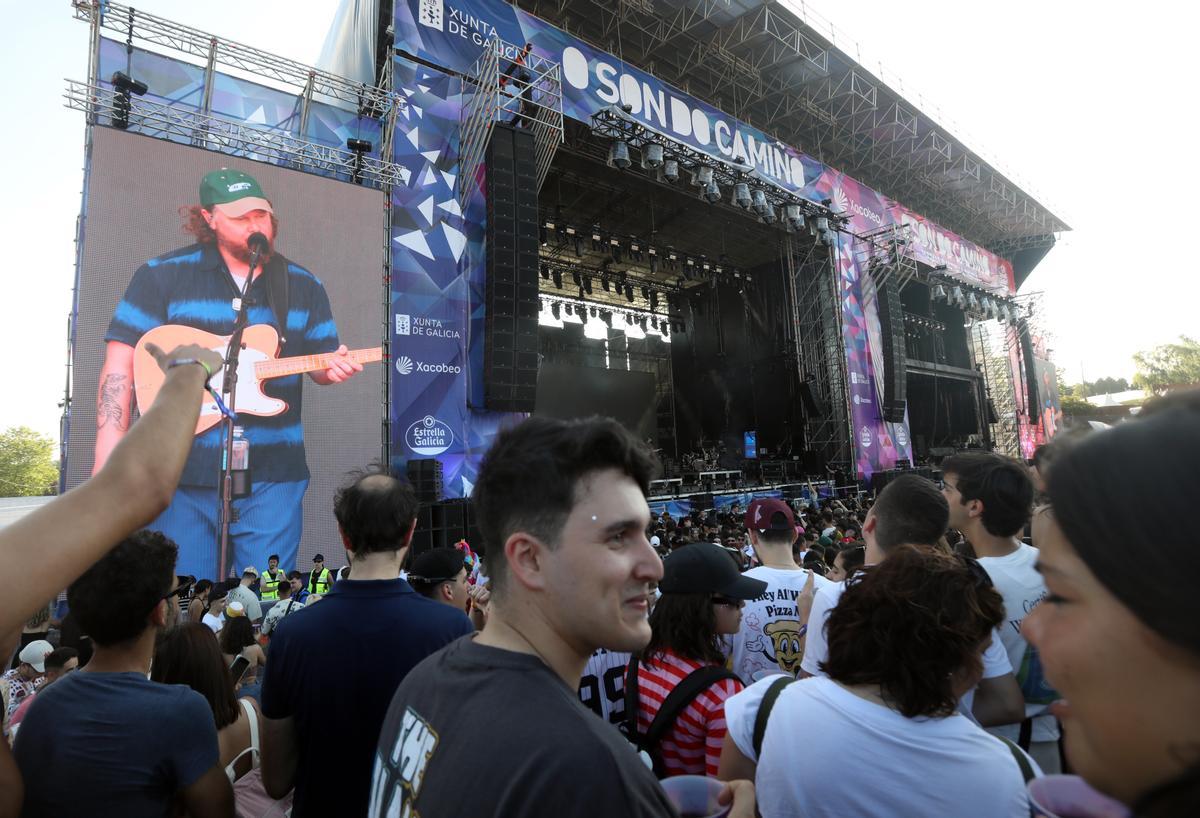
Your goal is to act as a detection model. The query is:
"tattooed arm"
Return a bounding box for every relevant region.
[92,341,136,475]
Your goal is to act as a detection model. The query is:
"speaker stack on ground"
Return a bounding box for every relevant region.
[484,124,540,412]
[406,458,444,504]
[875,276,908,423]
[410,498,472,554]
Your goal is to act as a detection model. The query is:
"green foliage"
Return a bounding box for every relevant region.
[1058,393,1094,416]
[1133,336,1200,395]
[0,426,59,497]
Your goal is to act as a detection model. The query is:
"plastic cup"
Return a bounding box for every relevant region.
[1027,775,1131,818]
[658,775,729,818]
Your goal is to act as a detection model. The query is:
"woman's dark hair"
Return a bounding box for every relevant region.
[1048,389,1200,658]
[219,615,256,655]
[803,550,828,576]
[643,592,725,666]
[152,623,239,729]
[837,545,866,577]
[193,579,213,599]
[821,545,1005,718]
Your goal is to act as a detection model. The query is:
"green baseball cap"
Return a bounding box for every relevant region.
[199,168,274,217]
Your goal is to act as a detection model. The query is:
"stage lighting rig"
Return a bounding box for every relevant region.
[552,269,563,289]
[629,242,644,262]
[659,159,680,183]
[703,180,722,203]
[642,144,664,170]
[591,230,604,251]
[931,284,948,302]
[608,140,632,169]
[692,166,714,187]
[732,182,752,209]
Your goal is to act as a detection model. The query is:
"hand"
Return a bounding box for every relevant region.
[146,342,224,381]
[718,779,756,818]
[321,345,363,384]
[796,568,816,625]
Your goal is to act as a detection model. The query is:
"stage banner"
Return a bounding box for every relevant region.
[1006,326,1036,459]
[833,236,913,479]
[389,56,519,498]
[648,499,693,519]
[396,2,1015,293]
[394,0,825,200]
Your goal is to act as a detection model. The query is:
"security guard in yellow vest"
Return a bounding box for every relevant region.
[308,554,333,596]
[260,554,286,601]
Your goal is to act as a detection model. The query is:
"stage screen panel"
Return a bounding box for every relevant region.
[67,126,384,578]
[535,362,657,444]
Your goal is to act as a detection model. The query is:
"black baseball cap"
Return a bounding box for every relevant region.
[313,554,325,562]
[659,542,767,599]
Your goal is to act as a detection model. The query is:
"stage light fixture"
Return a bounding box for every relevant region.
[692,166,714,187]
[583,276,593,295]
[551,302,561,320]
[540,225,549,247]
[591,231,604,251]
[732,183,752,209]
[607,140,632,169]
[600,310,613,327]
[703,180,722,203]
[642,144,664,170]
[950,286,966,308]
[650,291,659,311]
[966,292,980,311]
[660,159,679,183]
[552,269,563,289]
[649,254,660,274]
[540,264,550,280]
[751,189,769,215]
[815,216,830,232]
[589,306,598,318]
[931,284,948,302]
[572,270,582,287]
[629,243,644,262]
[625,284,635,302]
[820,229,836,247]
[760,204,777,225]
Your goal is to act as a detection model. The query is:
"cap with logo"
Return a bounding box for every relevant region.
[744,498,796,532]
[242,565,259,578]
[18,639,54,673]
[199,168,274,218]
[659,542,767,599]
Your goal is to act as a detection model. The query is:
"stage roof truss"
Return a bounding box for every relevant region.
[515,0,1069,254]
[74,1,401,115]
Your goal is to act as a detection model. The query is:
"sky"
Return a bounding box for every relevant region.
[2,0,1195,442]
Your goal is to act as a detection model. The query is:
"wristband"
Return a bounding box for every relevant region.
[168,357,214,384]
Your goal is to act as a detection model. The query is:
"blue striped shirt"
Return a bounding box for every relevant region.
[105,242,339,486]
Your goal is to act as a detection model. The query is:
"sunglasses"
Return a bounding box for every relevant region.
[711,596,744,608]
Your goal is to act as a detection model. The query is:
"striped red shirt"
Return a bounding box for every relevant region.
[635,649,743,777]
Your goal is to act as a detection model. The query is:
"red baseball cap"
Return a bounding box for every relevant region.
[745,498,796,532]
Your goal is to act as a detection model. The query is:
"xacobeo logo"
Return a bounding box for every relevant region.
[396,356,414,375]
[395,356,462,376]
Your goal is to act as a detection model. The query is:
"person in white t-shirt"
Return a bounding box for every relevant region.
[800,475,1024,730]
[728,499,834,682]
[942,451,1060,773]
[720,545,1037,818]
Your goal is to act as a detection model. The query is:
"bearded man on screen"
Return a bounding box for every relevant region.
[93,168,361,578]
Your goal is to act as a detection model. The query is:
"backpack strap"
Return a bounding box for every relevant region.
[1018,717,1033,751]
[997,736,1036,784]
[752,676,796,758]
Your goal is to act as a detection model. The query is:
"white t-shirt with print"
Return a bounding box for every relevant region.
[728,566,833,682]
[727,676,1038,818]
[977,542,1059,742]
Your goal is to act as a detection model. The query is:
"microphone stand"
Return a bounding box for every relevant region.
[216,242,264,580]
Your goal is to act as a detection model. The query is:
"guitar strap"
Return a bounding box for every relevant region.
[263,252,291,348]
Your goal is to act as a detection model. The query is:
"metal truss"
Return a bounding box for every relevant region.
[857,223,918,293]
[971,320,1020,458]
[73,1,400,115]
[65,80,409,190]
[788,235,853,471]
[515,0,1068,255]
[458,39,564,208]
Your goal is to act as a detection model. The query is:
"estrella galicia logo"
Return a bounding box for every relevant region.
[895,424,909,448]
[859,426,873,449]
[396,356,414,375]
[406,415,454,456]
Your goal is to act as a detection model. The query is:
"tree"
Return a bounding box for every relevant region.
[1133,336,1200,395]
[0,426,58,497]
[1087,376,1130,395]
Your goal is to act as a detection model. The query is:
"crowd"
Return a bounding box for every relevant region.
[0,341,1196,817]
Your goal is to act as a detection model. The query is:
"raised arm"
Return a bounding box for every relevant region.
[0,343,221,632]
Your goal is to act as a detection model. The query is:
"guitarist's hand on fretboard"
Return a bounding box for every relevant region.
[310,344,364,386]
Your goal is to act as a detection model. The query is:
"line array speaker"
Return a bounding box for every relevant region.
[484,124,540,411]
[876,276,908,423]
[798,380,827,418]
[406,458,443,504]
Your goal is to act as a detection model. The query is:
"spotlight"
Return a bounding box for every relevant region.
[649,254,660,274]
[600,274,610,292]
[692,166,714,187]
[815,215,830,232]
[820,229,836,247]
[540,264,550,280]
[760,203,777,224]
[732,183,752,209]
[551,302,561,320]
[629,243,644,262]
[552,269,563,289]
[600,310,613,327]
[625,284,635,302]
[650,291,659,311]
[572,270,582,287]
[660,159,679,183]
[640,286,650,300]
[589,306,598,318]
[931,284,948,302]
[642,144,664,170]
[751,189,769,215]
[591,231,604,251]
[607,141,632,169]
[703,180,721,203]
[966,292,980,311]
[583,276,593,295]
[540,225,549,247]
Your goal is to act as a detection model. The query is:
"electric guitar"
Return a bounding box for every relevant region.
[133,324,382,435]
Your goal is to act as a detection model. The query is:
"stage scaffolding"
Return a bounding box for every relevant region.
[512,0,1068,255]
[787,235,852,470]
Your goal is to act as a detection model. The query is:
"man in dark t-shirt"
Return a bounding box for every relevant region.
[370,417,756,817]
[15,531,231,817]
[260,470,472,817]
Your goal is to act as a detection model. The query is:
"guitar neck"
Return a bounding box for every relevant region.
[255,348,383,380]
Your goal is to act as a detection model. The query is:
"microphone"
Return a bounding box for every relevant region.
[247,232,269,264]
